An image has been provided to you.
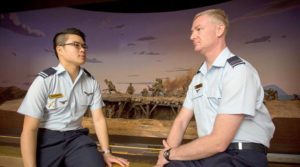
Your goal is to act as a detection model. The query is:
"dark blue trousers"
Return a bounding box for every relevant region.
[36,128,105,167]
[166,150,268,167]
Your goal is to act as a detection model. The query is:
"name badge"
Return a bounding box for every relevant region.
[49,93,63,99]
[194,83,203,92]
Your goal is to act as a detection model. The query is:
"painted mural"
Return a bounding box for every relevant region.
[0,0,299,99]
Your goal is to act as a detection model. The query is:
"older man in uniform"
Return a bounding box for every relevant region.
[18,28,129,167]
[155,9,275,167]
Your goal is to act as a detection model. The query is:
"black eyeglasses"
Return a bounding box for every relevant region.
[60,42,88,50]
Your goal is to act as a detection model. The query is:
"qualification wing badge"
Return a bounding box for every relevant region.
[194,83,203,92]
[84,91,94,96]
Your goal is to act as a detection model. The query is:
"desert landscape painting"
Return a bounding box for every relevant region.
[1,0,300,166]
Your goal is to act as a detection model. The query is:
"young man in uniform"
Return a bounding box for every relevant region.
[155,9,275,167]
[18,28,129,167]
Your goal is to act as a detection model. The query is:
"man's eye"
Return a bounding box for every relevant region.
[74,43,80,47]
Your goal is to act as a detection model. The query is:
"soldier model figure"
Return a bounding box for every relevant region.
[148,78,165,96]
[126,83,135,95]
[141,88,149,97]
[104,79,117,94]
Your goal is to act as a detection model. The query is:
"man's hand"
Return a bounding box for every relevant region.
[155,140,172,167]
[103,153,129,167]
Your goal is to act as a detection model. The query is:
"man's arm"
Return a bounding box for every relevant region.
[169,114,244,160]
[155,107,194,166]
[20,115,40,167]
[166,107,194,147]
[91,108,110,152]
[91,108,129,167]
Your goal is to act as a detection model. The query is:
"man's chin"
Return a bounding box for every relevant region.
[78,60,86,65]
[194,47,202,52]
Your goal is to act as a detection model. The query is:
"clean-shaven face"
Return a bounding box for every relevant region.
[58,34,87,66]
[190,15,219,54]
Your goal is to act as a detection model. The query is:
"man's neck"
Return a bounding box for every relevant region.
[61,62,80,82]
[204,42,226,69]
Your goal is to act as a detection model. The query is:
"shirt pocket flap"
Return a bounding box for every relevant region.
[192,89,203,100]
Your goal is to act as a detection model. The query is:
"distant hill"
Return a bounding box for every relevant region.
[0,86,27,104]
[263,84,294,100]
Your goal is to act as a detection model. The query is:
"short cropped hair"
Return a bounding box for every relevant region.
[194,9,229,35]
[52,28,86,59]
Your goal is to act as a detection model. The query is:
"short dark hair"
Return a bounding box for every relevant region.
[52,28,86,59]
[194,9,229,36]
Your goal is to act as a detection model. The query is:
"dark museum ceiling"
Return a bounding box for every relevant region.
[0,0,230,14]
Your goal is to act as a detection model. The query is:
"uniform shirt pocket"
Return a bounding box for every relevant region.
[78,90,93,112]
[207,89,222,107]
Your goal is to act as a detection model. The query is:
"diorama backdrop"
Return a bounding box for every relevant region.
[1,0,299,98]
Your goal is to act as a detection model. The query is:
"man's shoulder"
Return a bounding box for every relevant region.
[38,67,57,78]
[83,68,95,80]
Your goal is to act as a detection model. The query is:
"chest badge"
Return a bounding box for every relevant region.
[194,83,203,92]
[59,100,67,104]
[49,93,63,99]
[84,91,93,96]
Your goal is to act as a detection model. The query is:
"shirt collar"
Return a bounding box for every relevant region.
[55,64,84,77]
[198,47,232,75]
[55,64,66,75]
[212,47,232,68]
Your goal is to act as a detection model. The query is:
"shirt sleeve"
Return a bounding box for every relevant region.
[17,77,48,119]
[90,80,105,112]
[183,83,194,111]
[218,65,257,116]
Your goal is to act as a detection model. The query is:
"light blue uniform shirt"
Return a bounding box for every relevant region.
[183,48,275,147]
[18,64,104,131]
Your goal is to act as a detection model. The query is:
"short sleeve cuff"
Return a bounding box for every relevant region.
[90,100,105,112]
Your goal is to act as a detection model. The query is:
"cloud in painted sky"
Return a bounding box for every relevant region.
[147,52,160,55]
[166,68,192,73]
[110,24,125,30]
[231,0,300,22]
[137,36,156,41]
[0,13,46,37]
[127,43,136,47]
[245,35,271,44]
[11,52,17,57]
[86,57,102,63]
[128,74,139,77]
[134,51,160,55]
[44,48,54,53]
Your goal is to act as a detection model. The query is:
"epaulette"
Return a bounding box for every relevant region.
[38,67,56,78]
[83,68,94,79]
[227,56,245,68]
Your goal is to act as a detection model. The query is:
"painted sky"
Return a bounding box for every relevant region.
[0,0,299,94]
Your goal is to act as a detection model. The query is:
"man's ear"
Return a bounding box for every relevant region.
[56,45,62,54]
[216,24,225,38]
